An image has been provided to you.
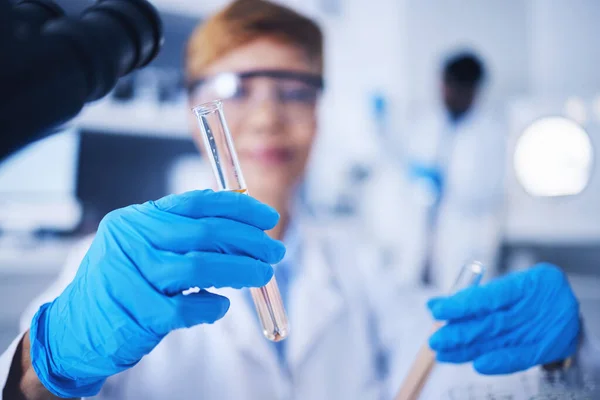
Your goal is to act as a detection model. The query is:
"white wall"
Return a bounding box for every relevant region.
[304,0,410,204]
[530,0,600,96]
[318,0,407,158]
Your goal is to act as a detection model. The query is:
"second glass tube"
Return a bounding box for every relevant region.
[193,100,289,342]
[395,261,485,400]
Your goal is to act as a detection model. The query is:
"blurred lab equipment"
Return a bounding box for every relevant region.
[442,369,599,399]
[0,129,81,234]
[514,117,592,198]
[27,190,283,398]
[428,264,580,375]
[404,52,505,288]
[125,67,185,104]
[330,92,427,285]
[501,97,600,276]
[499,102,600,389]
[0,0,163,160]
[395,260,485,400]
[193,100,289,342]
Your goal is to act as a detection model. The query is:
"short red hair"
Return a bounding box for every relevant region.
[185,0,323,78]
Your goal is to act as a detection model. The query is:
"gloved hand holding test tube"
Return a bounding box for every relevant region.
[395,261,485,400]
[193,99,289,342]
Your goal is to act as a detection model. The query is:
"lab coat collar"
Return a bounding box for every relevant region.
[218,213,346,377]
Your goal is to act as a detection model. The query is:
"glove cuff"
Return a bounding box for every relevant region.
[30,302,106,398]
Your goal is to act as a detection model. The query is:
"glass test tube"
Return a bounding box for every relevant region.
[395,261,485,400]
[192,100,289,342]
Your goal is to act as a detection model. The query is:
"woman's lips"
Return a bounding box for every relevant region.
[242,148,294,165]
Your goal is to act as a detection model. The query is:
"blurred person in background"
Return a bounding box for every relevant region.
[405,51,506,288]
[0,2,591,400]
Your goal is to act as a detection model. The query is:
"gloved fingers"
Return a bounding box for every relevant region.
[168,290,231,329]
[427,272,527,321]
[131,215,285,262]
[149,190,280,231]
[430,264,570,320]
[429,307,529,350]
[195,218,285,263]
[530,263,569,287]
[472,331,578,375]
[433,334,520,366]
[145,250,274,295]
[473,346,541,375]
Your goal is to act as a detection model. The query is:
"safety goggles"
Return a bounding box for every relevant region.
[187,70,324,124]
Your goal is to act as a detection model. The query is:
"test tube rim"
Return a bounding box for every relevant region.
[466,260,485,277]
[192,99,223,116]
[449,260,486,293]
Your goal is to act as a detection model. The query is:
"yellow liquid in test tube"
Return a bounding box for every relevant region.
[226,188,288,342]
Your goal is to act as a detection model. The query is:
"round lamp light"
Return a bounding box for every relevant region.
[514,116,593,197]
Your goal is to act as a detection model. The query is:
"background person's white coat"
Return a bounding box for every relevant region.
[402,106,506,288]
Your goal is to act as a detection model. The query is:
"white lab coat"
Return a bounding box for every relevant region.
[1,212,600,399]
[0,212,449,400]
[401,106,506,288]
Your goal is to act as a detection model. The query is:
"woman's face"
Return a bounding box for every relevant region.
[187,38,320,199]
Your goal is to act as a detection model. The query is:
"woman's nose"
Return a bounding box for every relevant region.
[245,97,284,135]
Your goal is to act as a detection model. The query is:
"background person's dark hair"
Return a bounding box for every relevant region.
[443,52,485,87]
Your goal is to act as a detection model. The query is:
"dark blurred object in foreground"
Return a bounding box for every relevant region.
[0,0,164,161]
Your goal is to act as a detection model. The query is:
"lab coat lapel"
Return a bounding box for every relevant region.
[287,226,345,372]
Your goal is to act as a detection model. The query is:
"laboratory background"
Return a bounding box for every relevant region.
[1,0,600,368]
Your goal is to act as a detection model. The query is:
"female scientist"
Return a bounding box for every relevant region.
[0,0,589,399]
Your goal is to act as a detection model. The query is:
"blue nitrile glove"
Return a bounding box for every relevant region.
[29,190,285,398]
[407,162,444,203]
[427,264,581,375]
